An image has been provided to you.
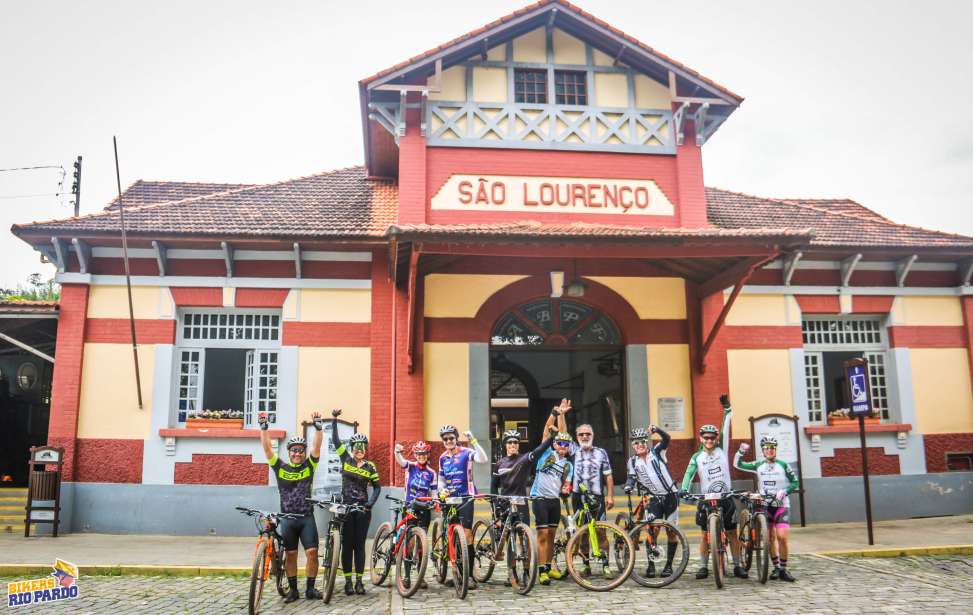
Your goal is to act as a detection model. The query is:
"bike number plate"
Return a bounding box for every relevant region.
[329,504,346,514]
[704,492,723,500]
[444,497,463,505]
[509,496,526,506]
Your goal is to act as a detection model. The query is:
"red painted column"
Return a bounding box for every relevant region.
[369,250,394,482]
[397,95,427,225]
[675,120,708,228]
[47,283,90,480]
[690,292,730,432]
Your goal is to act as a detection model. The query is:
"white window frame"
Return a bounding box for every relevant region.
[177,307,282,349]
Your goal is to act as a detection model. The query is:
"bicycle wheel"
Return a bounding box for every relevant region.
[470,520,496,583]
[370,521,394,586]
[507,523,538,595]
[753,512,770,584]
[549,516,569,578]
[613,512,632,532]
[565,521,634,591]
[708,513,724,589]
[739,516,754,572]
[322,531,341,604]
[628,521,689,588]
[449,524,469,599]
[429,519,448,585]
[248,539,269,615]
[395,526,429,598]
[272,537,287,597]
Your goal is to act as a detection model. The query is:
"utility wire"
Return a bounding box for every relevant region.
[0,193,64,200]
[0,165,65,173]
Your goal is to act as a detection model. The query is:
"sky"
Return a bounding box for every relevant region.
[1,0,971,289]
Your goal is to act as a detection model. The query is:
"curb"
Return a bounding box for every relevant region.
[0,564,250,577]
[815,544,973,558]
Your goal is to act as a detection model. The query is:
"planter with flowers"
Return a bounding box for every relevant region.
[827,408,880,426]
[185,409,245,429]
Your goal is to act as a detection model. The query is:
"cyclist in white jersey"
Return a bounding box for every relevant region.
[734,437,799,582]
[680,394,747,580]
[624,425,679,578]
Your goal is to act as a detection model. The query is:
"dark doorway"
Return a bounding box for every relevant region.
[201,348,248,411]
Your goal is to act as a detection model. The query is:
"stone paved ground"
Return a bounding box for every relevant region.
[3,556,973,614]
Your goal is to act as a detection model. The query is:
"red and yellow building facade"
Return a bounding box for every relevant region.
[12,0,973,533]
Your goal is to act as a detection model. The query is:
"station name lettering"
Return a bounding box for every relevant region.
[457,179,651,212]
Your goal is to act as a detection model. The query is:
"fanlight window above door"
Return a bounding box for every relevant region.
[491,299,621,346]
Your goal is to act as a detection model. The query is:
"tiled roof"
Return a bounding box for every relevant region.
[13,167,397,240]
[105,180,254,210]
[0,300,59,314]
[707,188,973,249]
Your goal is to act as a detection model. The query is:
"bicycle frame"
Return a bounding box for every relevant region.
[387,500,424,558]
[565,491,603,560]
[484,496,527,559]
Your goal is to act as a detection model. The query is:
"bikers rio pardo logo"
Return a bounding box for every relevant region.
[6,559,79,608]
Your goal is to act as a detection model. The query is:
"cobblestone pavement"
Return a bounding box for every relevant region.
[3,556,973,614]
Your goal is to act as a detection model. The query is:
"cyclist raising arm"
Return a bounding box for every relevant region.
[734,437,800,582]
[624,424,680,578]
[259,410,324,603]
[330,409,381,596]
[436,424,488,588]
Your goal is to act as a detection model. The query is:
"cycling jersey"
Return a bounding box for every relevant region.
[437,442,487,496]
[733,452,799,507]
[568,444,612,495]
[332,420,381,507]
[401,461,437,502]
[492,435,554,497]
[626,426,677,496]
[269,453,319,515]
[530,448,573,499]
[681,405,733,494]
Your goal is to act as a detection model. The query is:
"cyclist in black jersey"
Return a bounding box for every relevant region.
[491,412,559,523]
[259,410,324,603]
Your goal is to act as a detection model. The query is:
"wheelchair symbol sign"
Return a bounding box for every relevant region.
[845,360,872,416]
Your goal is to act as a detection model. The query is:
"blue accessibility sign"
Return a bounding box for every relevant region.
[845,360,872,417]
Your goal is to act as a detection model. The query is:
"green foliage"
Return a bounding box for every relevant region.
[0,273,60,301]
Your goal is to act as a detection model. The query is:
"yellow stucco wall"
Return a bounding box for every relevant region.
[512,27,547,62]
[726,294,798,326]
[633,74,671,109]
[428,65,466,101]
[592,48,613,66]
[424,343,470,439]
[594,72,628,107]
[586,277,686,319]
[727,349,794,433]
[486,43,505,62]
[77,343,155,438]
[299,289,371,322]
[892,296,965,326]
[472,66,507,103]
[424,274,527,318]
[86,286,163,319]
[296,347,371,434]
[552,28,586,64]
[646,344,694,438]
[910,348,973,434]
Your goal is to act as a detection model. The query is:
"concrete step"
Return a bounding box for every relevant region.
[1,524,25,534]
[0,487,28,494]
[0,505,25,512]
[0,514,25,523]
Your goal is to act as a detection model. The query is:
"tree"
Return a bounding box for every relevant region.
[0,274,60,301]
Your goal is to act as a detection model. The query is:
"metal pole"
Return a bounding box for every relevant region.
[858,414,874,545]
[72,156,82,217]
[113,136,143,409]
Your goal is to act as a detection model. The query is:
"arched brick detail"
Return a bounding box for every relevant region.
[820,447,900,477]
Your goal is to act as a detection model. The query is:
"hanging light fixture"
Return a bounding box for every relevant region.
[563,259,586,297]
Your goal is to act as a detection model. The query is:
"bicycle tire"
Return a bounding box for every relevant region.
[248,539,268,615]
[628,520,689,588]
[322,531,341,604]
[739,516,754,572]
[508,522,538,595]
[470,520,496,583]
[708,513,724,590]
[565,521,634,592]
[550,516,569,577]
[614,512,632,532]
[272,536,287,597]
[429,519,448,585]
[754,512,770,584]
[370,522,393,586]
[395,525,429,598]
[449,524,469,599]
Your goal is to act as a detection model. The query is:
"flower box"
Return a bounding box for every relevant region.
[827,415,880,427]
[185,418,245,430]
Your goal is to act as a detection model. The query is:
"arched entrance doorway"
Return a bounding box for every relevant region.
[488,298,627,482]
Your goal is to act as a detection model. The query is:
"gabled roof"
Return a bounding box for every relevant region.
[106,180,255,210]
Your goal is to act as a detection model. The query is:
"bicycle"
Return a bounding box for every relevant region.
[736,491,774,584]
[369,494,431,598]
[307,495,369,604]
[422,494,476,599]
[235,506,303,615]
[682,491,747,589]
[550,486,634,591]
[470,494,539,594]
[613,487,689,588]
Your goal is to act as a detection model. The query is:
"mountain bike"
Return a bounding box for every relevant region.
[307,495,368,604]
[370,494,431,598]
[683,491,747,589]
[551,485,634,591]
[470,494,539,594]
[422,494,475,599]
[235,507,302,615]
[737,491,773,584]
[613,487,689,588]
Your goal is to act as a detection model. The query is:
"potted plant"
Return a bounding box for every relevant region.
[827,408,880,426]
[186,409,245,429]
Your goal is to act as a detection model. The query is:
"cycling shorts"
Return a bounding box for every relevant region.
[279,514,319,551]
[646,493,679,525]
[412,506,432,529]
[695,497,737,531]
[496,498,531,527]
[571,492,606,521]
[532,497,562,529]
[767,505,790,529]
[456,499,475,530]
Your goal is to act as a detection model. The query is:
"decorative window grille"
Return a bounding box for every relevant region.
[554,70,587,105]
[244,350,279,426]
[803,352,824,423]
[181,312,280,342]
[514,69,547,104]
[802,318,882,346]
[177,350,203,418]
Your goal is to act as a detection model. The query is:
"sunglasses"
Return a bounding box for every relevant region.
[577,433,593,438]
[555,440,571,447]
[288,448,306,454]
[416,451,429,455]
[442,436,456,442]
[631,439,648,446]
[701,435,717,441]
[352,443,367,451]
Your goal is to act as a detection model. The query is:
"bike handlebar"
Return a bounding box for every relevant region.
[680,490,750,503]
[235,506,303,520]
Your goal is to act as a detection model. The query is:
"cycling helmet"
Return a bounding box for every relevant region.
[555,431,573,443]
[760,436,778,448]
[286,436,306,451]
[412,441,431,454]
[630,427,649,440]
[349,433,368,447]
[439,424,459,438]
[699,424,719,436]
[502,429,521,444]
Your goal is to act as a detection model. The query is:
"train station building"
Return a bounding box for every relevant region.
[10,0,973,534]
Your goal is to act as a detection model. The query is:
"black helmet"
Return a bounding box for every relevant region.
[501,429,521,443]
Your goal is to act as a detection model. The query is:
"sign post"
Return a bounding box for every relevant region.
[844,357,875,545]
[24,446,64,537]
[748,414,806,527]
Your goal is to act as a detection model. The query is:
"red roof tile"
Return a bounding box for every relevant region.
[105,180,254,210]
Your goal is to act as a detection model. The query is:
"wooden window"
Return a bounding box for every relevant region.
[555,70,587,105]
[514,69,547,104]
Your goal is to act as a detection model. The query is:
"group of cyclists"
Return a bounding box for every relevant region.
[255,392,799,604]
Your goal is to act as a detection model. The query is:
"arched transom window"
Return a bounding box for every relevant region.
[491,299,621,346]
